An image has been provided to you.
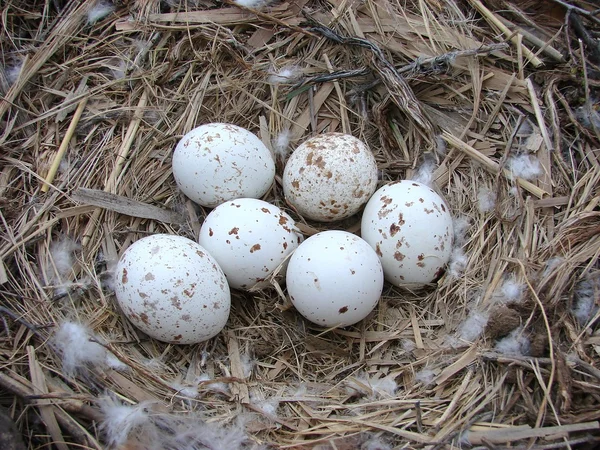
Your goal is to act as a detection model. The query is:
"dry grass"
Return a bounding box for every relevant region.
[1,0,600,448]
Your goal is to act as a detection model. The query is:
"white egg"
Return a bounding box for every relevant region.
[282,133,378,222]
[113,234,230,344]
[172,123,275,207]
[361,181,454,286]
[286,231,384,327]
[198,198,303,290]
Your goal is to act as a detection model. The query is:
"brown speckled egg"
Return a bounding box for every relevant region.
[114,234,230,344]
[286,231,383,327]
[198,198,303,290]
[361,181,454,286]
[172,123,275,208]
[282,133,378,222]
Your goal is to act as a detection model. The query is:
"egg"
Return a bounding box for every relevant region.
[198,198,303,290]
[172,123,275,207]
[282,133,378,222]
[360,180,454,286]
[286,231,384,327]
[113,234,230,344]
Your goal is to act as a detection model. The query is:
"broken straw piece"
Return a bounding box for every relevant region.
[41,95,88,193]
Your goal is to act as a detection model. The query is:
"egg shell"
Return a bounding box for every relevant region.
[198,198,303,290]
[114,234,231,344]
[172,123,275,207]
[282,133,378,222]
[286,230,384,327]
[360,180,454,286]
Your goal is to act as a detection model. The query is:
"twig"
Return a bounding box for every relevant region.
[567,354,600,381]
[0,306,50,338]
[464,422,600,445]
[467,0,543,67]
[298,43,508,89]
[306,19,433,134]
[41,94,88,193]
[415,401,423,434]
[82,90,148,247]
[548,0,600,26]
[570,13,600,63]
[442,132,549,198]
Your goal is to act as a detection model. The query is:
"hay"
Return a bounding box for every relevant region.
[1,0,599,448]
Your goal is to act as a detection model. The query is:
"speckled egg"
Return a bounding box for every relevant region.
[282,133,378,222]
[360,181,454,286]
[286,231,384,327]
[113,234,231,344]
[172,123,275,207]
[198,198,303,290]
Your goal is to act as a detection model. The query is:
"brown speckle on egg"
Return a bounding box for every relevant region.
[171,296,182,310]
[394,252,405,261]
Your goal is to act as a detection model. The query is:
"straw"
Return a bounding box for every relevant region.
[1,0,599,448]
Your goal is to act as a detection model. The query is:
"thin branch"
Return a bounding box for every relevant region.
[297,43,509,89]
[548,0,600,25]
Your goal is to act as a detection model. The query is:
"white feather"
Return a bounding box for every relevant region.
[452,216,470,246]
[515,120,533,137]
[4,60,23,86]
[240,353,254,378]
[234,0,267,7]
[415,368,436,386]
[99,398,151,448]
[411,154,436,187]
[250,392,280,416]
[272,129,292,160]
[495,327,530,356]
[49,236,80,278]
[105,353,129,371]
[53,322,107,377]
[573,277,599,325]
[477,187,496,213]
[346,373,397,398]
[268,65,302,84]
[87,1,115,24]
[434,134,447,156]
[195,373,230,394]
[401,338,416,352]
[447,247,468,278]
[506,154,542,180]
[457,310,488,342]
[497,276,525,304]
[170,382,199,399]
[362,435,393,450]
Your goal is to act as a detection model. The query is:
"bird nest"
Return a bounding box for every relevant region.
[1,0,600,448]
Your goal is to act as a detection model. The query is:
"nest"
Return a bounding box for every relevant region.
[1,0,600,448]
